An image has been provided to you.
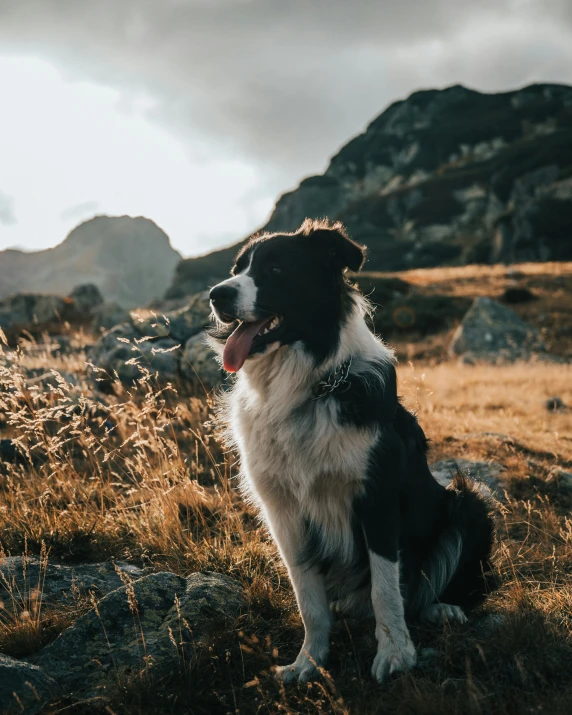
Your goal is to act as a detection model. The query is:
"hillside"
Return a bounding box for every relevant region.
[167,83,572,298]
[0,215,181,308]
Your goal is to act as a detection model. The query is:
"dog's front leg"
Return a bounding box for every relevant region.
[367,551,416,682]
[267,510,332,683]
[356,481,416,683]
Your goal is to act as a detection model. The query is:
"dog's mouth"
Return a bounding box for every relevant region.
[223,315,283,373]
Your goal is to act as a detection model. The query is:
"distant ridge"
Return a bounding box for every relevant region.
[167,82,572,299]
[0,215,181,308]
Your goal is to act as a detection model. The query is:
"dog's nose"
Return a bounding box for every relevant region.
[209,284,238,309]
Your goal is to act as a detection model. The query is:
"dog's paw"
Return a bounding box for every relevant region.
[371,636,417,683]
[275,659,318,683]
[275,645,328,684]
[420,603,467,625]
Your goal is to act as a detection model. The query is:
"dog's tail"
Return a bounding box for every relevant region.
[406,471,497,615]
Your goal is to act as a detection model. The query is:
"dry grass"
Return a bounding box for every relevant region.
[362,261,572,361]
[0,265,571,714]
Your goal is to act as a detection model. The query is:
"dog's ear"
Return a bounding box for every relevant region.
[303,221,366,272]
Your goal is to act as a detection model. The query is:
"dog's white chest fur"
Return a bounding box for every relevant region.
[228,347,379,557]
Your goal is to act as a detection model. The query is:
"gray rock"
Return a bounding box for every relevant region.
[547,468,572,490]
[88,324,180,385]
[474,613,505,634]
[0,293,70,330]
[0,438,19,463]
[68,283,104,314]
[33,571,244,698]
[0,557,144,607]
[88,293,213,386]
[545,396,568,412]
[180,331,223,388]
[430,458,506,500]
[132,291,211,343]
[449,297,544,362]
[501,286,537,304]
[90,301,130,332]
[0,655,59,715]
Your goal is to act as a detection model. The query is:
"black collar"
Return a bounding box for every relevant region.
[311,357,352,399]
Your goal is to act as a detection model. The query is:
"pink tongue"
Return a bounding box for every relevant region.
[223,317,273,373]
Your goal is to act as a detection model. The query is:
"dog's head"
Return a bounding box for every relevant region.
[209,220,366,372]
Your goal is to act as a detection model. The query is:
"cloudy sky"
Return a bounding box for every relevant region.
[1,0,571,256]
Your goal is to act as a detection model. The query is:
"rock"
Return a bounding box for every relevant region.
[501,286,537,304]
[33,571,244,698]
[0,655,59,715]
[474,613,505,634]
[132,292,211,343]
[180,332,222,389]
[545,396,568,412]
[0,438,19,463]
[68,283,104,314]
[88,293,213,387]
[0,557,144,607]
[90,301,131,332]
[88,325,180,387]
[547,468,572,491]
[449,297,544,362]
[430,459,506,501]
[0,293,71,330]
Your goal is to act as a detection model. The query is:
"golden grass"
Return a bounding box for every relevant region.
[400,361,572,464]
[0,279,571,712]
[363,261,572,288]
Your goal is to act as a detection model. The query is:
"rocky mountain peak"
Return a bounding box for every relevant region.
[0,215,181,308]
[167,82,572,299]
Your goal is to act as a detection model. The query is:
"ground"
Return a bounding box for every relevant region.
[0,262,571,714]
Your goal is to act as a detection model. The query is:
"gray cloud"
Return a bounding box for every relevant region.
[1,0,571,202]
[0,191,16,225]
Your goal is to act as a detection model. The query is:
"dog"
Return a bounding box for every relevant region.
[208,219,496,683]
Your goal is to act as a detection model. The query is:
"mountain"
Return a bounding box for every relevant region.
[0,216,181,308]
[167,83,572,299]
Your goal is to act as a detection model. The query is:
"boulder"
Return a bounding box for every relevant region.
[88,325,180,386]
[501,286,537,304]
[88,292,216,387]
[32,571,244,698]
[132,291,211,343]
[68,283,104,314]
[0,655,59,715]
[430,458,506,501]
[180,331,222,388]
[547,468,572,491]
[0,293,71,330]
[0,557,144,607]
[449,297,544,362]
[90,301,131,332]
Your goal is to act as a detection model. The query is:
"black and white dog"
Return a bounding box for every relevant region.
[208,220,495,684]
